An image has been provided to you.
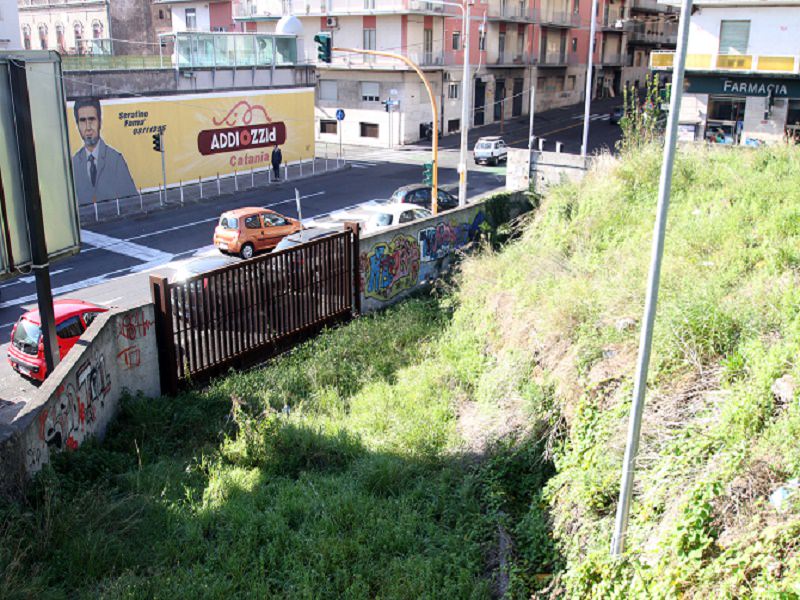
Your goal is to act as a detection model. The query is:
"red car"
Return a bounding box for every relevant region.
[8,299,107,381]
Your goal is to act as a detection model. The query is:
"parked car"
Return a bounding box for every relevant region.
[390,184,459,211]
[8,299,107,381]
[356,203,433,234]
[609,106,625,125]
[273,226,343,252]
[213,207,303,259]
[171,253,241,284]
[473,136,508,165]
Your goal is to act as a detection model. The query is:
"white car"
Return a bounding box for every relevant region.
[473,136,508,166]
[342,202,433,234]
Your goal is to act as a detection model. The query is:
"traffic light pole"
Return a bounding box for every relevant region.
[160,133,167,203]
[332,46,440,215]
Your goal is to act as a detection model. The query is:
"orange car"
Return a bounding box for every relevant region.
[213,207,303,259]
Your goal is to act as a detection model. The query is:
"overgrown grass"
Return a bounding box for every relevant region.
[4,144,800,597]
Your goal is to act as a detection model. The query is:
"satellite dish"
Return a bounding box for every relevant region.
[276,15,303,36]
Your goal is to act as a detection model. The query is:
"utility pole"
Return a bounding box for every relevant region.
[457,0,471,207]
[9,60,59,374]
[160,131,167,201]
[527,72,536,152]
[610,0,694,557]
[581,0,599,157]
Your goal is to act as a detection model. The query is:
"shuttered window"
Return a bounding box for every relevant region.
[719,20,749,55]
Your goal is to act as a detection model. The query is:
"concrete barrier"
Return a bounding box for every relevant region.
[358,192,533,313]
[0,303,160,494]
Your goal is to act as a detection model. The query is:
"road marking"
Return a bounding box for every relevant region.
[97,297,122,306]
[0,268,72,289]
[81,230,174,263]
[351,164,370,169]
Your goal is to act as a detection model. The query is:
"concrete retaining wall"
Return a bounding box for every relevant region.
[530,150,592,190]
[0,304,160,494]
[358,192,533,313]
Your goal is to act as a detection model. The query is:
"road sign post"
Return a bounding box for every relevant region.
[336,108,345,161]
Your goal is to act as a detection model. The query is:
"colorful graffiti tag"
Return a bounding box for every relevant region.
[417,211,486,263]
[361,235,421,301]
[37,350,112,451]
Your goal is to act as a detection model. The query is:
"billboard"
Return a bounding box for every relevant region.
[0,52,81,275]
[66,88,315,205]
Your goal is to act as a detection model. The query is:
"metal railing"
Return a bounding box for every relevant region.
[651,51,800,74]
[80,156,346,224]
[535,7,577,26]
[233,0,451,17]
[601,52,623,65]
[150,228,358,393]
[539,50,567,65]
[63,54,168,71]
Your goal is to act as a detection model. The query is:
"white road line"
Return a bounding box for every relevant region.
[81,230,174,263]
[97,297,122,306]
[351,164,370,169]
[0,268,72,288]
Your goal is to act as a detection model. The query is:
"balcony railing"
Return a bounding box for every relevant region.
[539,50,567,65]
[601,52,623,65]
[602,6,624,28]
[234,0,450,18]
[63,54,167,71]
[651,51,800,74]
[628,0,669,13]
[19,0,106,6]
[625,23,678,46]
[535,7,578,26]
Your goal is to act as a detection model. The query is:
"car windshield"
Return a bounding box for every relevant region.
[219,216,238,229]
[476,142,492,149]
[13,318,40,348]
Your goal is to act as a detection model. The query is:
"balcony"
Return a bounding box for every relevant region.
[487,1,534,21]
[625,22,678,46]
[535,7,579,27]
[601,52,623,66]
[538,50,568,66]
[63,54,167,70]
[601,7,624,30]
[628,0,671,13]
[651,51,800,75]
[233,0,451,19]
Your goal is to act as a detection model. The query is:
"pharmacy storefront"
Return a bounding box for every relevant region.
[678,74,800,145]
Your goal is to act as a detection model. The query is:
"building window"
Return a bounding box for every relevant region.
[361,81,380,102]
[92,20,103,39]
[22,25,31,50]
[452,31,460,50]
[56,24,65,52]
[448,118,460,132]
[517,30,524,57]
[571,37,577,52]
[360,122,379,138]
[719,20,750,54]
[320,120,338,134]
[566,75,576,90]
[364,0,375,7]
[423,28,433,62]
[498,32,506,61]
[185,8,197,30]
[159,9,165,19]
[74,22,83,54]
[38,24,47,49]
[573,0,579,14]
[478,29,486,51]
[448,82,459,99]
[319,80,338,101]
[363,27,375,63]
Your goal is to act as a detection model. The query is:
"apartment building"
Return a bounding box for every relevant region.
[230,0,675,147]
[154,0,239,34]
[651,0,800,145]
[0,0,22,49]
[622,0,677,89]
[17,0,158,55]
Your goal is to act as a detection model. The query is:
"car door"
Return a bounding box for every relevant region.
[497,140,507,159]
[241,214,264,251]
[399,209,418,224]
[437,190,457,210]
[262,213,294,249]
[411,188,432,210]
[55,315,85,358]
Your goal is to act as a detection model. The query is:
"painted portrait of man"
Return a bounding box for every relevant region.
[71,97,137,205]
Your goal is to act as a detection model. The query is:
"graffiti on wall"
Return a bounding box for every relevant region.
[37,350,112,452]
[361,235,421,301]
[116,309,153,371]
[417,211,486,263]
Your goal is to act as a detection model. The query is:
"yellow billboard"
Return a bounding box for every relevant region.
[66,88,315,205]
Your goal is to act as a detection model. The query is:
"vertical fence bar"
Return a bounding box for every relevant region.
[199,176,203,199]
[180,180,184,205]
[234,170,238,192]
[150,275,178,395]
[251,167,255,188]
[116,198,120,216]
[217,172,221,195]
[139,188,143,211]
[94,201,98,222]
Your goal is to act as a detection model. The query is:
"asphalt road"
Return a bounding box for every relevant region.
[0,98,622,411]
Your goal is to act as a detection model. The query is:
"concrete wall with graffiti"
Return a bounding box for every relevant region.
[0,303,160,492]
[359,203,487,314]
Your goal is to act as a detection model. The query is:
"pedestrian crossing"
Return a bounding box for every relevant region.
[571,113,610,121]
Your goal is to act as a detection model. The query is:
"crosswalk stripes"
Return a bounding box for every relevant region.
[571,113,610,121]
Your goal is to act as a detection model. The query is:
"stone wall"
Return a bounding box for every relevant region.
[0,303,160,495]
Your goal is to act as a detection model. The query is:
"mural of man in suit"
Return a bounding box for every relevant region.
[71,97,137,205]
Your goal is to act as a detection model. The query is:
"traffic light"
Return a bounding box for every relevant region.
[152,133,162,152]
[422,161,433,186]
[314,32,332,63]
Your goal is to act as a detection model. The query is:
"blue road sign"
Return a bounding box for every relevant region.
[336,109,345,121]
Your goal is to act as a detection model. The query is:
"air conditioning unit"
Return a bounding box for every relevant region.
[326,16,338,28]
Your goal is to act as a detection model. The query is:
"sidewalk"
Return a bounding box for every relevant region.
[79,156,349,224]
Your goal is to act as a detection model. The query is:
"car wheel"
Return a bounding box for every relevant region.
[490,157,497,166]
[240,243,254,260]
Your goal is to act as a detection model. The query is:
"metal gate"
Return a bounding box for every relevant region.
[150,228,360,394]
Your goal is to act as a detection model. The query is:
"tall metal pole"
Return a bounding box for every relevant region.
[160,132,167,201]
[610,0,693,557]
[457,1,471,207]
[527,67,536,152]
[9,60,59,374]
[581,0,599,157]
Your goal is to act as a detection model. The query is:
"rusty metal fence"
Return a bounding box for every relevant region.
[150,228,359,393]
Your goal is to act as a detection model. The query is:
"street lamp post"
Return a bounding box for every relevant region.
[581,0,599,157]
[426,0,471,207]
